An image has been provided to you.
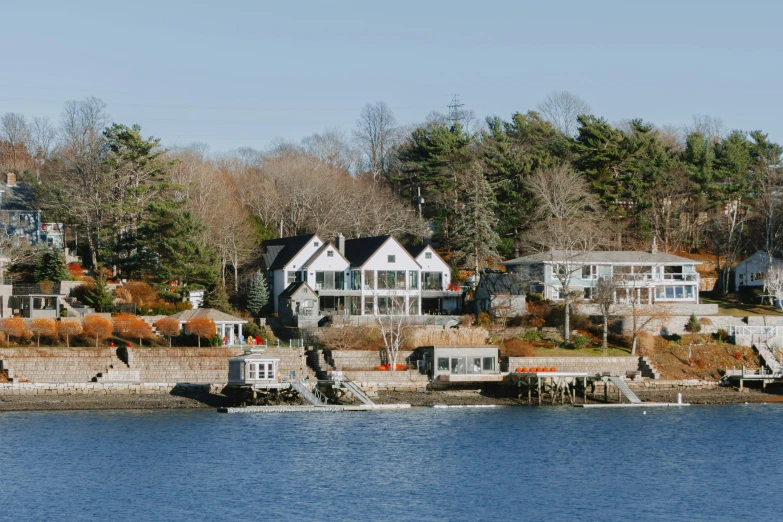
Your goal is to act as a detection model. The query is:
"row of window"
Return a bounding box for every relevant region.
[286,270,444,291]
[437,357,495,374]
[553,264,694,280]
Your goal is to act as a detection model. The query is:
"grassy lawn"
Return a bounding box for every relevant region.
[700,293,781,317]
[532,346,632,357]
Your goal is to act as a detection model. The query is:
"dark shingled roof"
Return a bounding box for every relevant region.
[406,244,428,258]
[343,235,391,267]
[474,273,526,300]
[261,234,318,270]
[278,281,316,300]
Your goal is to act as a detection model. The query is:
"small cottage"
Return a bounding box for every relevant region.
[474,273,526,317]
[413,346,500,381]
[278,281,319,326]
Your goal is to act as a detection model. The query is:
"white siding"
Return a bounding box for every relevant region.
[415,246,451,288]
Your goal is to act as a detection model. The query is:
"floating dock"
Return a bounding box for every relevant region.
[218,404,411,413]
[575,402,690,408]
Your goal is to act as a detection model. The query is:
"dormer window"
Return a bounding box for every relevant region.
[314,241,320,247]
[425,252,432,259]
[388,255,396,263]
[327,250,334,257]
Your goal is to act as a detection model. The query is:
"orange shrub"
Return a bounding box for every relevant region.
[128,318,153,346]
[154,317,181,347]
[185,317,215,348]
[59,319,83,348]
[0,316,27,346]
[30,318,57,348]
[112,313,137,339]
[501,338,536,357]
[122,281,158,307]
[83,315,113,347]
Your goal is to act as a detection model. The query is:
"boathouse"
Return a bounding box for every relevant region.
[228,348,280,386]
[413,346,500,381]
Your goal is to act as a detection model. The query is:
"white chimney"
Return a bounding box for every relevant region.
[651,236,658,254]
[335,233,345,256]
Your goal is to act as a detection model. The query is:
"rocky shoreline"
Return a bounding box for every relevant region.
[0,385,780,411]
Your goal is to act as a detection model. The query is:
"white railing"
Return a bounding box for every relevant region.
[730,326,783,337]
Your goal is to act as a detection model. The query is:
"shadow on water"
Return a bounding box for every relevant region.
[169,383,231,407]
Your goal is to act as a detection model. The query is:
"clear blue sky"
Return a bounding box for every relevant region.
[1,0,781,151]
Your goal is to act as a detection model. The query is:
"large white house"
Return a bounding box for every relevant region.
[262,233,458,317]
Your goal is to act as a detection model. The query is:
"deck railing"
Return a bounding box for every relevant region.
[729,326,783,338]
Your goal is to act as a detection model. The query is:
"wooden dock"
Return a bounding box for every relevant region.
[575,403,690,408]
[218,404,411,413]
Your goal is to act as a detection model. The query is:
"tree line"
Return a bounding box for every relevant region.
[0,92,779,303]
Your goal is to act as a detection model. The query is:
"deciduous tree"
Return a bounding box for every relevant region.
[59,319,83,348]
[154,317,181,347]
[185,317,215,348]
[0,316,27,346]
[83,314,113,348]
[30,318,57,348]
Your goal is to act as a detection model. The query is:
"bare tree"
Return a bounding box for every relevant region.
[0,112,32,171]
[370,288,408,372]
[536,91,591,138]
[763,264,783,313]
[354,102,398,182]
[594,277,618,348]
[687,114,725,142]
[28,117,57,182]
[524,164,606,342]
[708,199,748,294]
[302,128,358,173]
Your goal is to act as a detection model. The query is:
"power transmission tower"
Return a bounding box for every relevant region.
[448,94,464,127]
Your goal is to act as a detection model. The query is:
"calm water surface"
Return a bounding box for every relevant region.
[0,405,781,521]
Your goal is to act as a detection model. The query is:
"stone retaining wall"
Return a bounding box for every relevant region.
[507,356,650,377]
[0,382,224,396]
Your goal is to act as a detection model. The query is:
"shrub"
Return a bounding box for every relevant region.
[319,326,374,351]
[122,281,158,307]
[38,280,55,295]
[68,263,83,280]
[476,312,491,326]
[29,317,57,348]
[83,315,113,347]
[154,317,181,347]
[185,317,216,348]
[0,316,28,346]
[521,330,544,343]
[406,327,489,348]
[698,317,713,326]
[58,319,83,348]
[501,338,535,357]
[459,314,474,327]
[569,334,591,350]
[526,316,546,328]
[684,314,701,334]
[714,329,729,342]
[526,292,544,304]
[734,350,742,360]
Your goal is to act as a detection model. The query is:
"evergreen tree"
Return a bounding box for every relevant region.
[85,277,115,313]
[128,200,218,287]
[202,283,232,314]
[34,248,70,283]
[452,170,500,276]
[246,272,269,317]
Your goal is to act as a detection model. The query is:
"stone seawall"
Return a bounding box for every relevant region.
[0,382,224,396]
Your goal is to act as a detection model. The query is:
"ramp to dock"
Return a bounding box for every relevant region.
[756,343,782,373]
[291,381,325,406]
[607,376,641,404]
[340,379,375,405]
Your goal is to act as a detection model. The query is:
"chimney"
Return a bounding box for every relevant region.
[5,172,16,187]
[651,236,658,254]
[335,233,345,256]
[514,247,520,259]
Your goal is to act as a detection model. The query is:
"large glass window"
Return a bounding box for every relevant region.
[351,270,362,290]
[408,296,418,315]
[315,271,343,290]
[363,270,375,290]
[437,358,449,371]
[423,272,443,290]
[287,271,297,285]
[581,265,597,279]
[363,297,374,315]
[409,271,419,290]
[483,357,494,371]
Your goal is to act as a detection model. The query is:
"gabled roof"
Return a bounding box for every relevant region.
[169,308,247,323]
[302,241,350,268]
[278,281,316,300]
[474,273,526,300]
[502,250,701,266]
[261,234,319,271]
[344,235,422,268]
[406,243,449,267]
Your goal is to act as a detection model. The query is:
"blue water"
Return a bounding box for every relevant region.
[1,405,782,521]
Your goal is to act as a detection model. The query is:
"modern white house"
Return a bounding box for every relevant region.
[261,233,458,318]
[502,250,702,305]
[733,250,783,290]
[169,308,247,345]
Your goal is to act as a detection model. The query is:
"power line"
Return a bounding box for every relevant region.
[448,94,464,127]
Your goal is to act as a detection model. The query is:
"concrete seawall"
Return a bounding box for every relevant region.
[0,382,224,396]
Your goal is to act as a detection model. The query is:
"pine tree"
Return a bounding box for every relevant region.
[246,272,269,317]
[85,277,115,313]
[452,169,500,276]
[203,283,232,314]
[34,248,70,283]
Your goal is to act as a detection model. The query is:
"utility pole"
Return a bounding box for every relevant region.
[448,94,464,127]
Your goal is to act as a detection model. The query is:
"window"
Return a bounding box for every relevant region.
[363,297,374,315]
[315,271,344,290]
[425,252,433,260]
[287,271,298,285]
[472,358,482,373]
[408,296,418,315]
[314,241,320,247]
[423,272,443,290]
[351,270,362,290]
[751,272,764,282]
[327,250,334,257]
[655,285,697,300]
[303,299,312,308]
[483,357,494,371]
[437,358,449,371]
[409,271,419,290]
[363,270,375,290]
[581,265,597,279]
[388,255,396,263]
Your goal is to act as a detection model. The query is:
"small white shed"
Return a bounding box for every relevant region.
[228,348,280,385]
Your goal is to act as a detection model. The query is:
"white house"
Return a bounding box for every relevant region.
[502,250,702,305]
[734,250,783,290]
[261,234,459,317]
